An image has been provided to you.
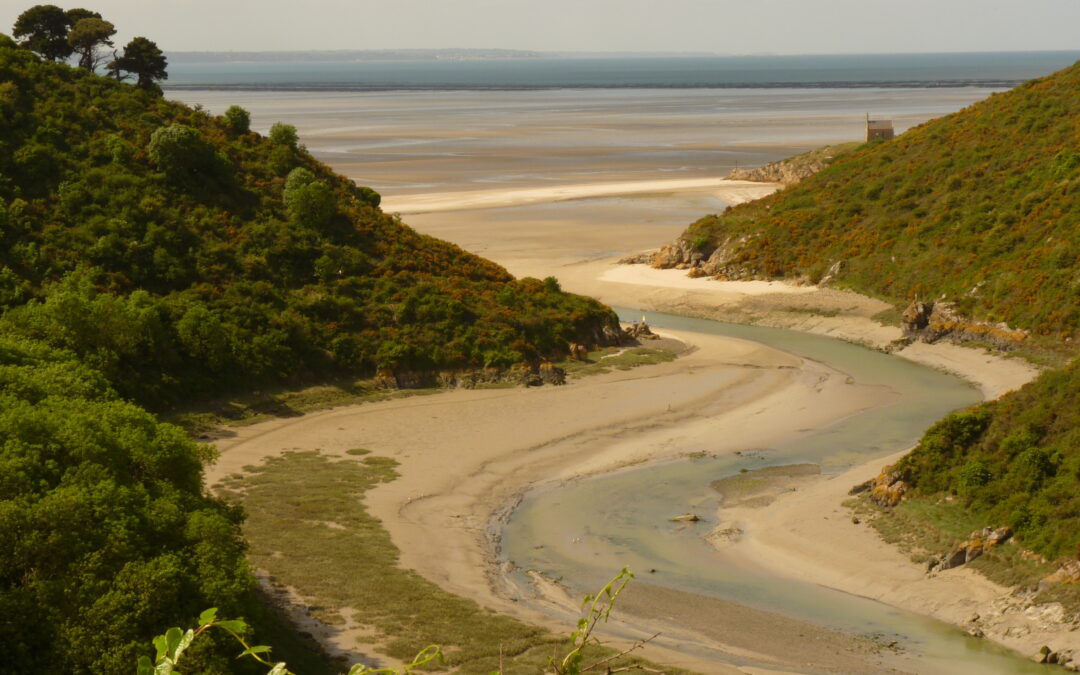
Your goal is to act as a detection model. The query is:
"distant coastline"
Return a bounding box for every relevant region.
[163,50,1080,92]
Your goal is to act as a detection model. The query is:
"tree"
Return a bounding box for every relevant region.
[111,36,167,90]
[268,122,299,148]
[223,105,251,134]
[12,4,73,61]
[68,16,115,71]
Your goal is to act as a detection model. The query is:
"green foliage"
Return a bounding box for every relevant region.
[137,608,444,675]
[679,62,1080,339]
[67,15,113,71]
[0,334,253,673]
[895,360,1080,560]
[223,104,251,134]
[0,47,619,406]
[268,122,299,148]
[147,123,220,184]
[111,36,167,90]
[12,4,73,61]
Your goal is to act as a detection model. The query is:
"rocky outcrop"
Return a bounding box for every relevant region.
[1044,558,1080,585]
[727,143,856,186]
[900,300,1028,350]
[926,526,1012,573]
[850,464,909,508]
[625,321,659,341]
[729,157,827,186]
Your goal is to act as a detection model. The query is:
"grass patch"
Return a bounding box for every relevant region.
[870,305,904,328]
[559,347,678,379]
[219,451,686,674]
[850,494,1079,617]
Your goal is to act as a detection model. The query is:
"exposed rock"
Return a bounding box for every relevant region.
[818,259,844,286]
[866,465,908,508]
[625,321,659,340]
[1043,558,1080,584]
[651,240,698,269]
[928,526,1012,573]
[567,343,589,361]
[901,301,934,336]
[899,300,1028,349]
[617,251,655,265]
[727,145,846,185]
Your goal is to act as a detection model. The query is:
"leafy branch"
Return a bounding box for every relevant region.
[135,607,443,675]
[549,567,664,675]
[137,569,662,675]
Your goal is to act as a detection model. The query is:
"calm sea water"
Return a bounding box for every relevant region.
[164,51,1080,91]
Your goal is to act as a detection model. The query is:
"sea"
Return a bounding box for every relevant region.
[164,50,1080,91]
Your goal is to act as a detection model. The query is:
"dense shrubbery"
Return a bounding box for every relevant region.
[0,36,618,407]
[680,61,1080,339]
[0,27,621,673]
[894,362,1080,561]
[0,335,253,673]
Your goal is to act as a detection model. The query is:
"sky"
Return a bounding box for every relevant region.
[2,0,1079,54]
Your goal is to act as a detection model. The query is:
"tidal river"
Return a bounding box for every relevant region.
[500,309,1045,674]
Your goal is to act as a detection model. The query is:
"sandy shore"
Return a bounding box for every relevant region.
[712,452,1080,665]
[381,178,779,214]
[208,327,911,673]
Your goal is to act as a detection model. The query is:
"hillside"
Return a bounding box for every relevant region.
[658,61,1080,598]
[0,29,625,673]
[659,60,1080,340]
[0,35,621,408]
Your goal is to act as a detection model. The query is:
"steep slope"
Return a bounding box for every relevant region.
[662,61,1080,339]
[0,36,620,407]
[0,32,625,673]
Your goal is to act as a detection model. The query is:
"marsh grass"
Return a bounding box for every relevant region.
[558,347,677,378]
[219,451,680,674]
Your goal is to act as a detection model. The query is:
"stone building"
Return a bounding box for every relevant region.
[866,114,895,141]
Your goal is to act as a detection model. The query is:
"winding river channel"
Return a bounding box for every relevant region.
[500,309,1045,674]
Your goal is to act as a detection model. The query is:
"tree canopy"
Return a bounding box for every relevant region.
[67,15,114,71]
[11,4,72,61]
[110,36,166,90]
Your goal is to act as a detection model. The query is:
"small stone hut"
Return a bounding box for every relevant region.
[866,114,894,141]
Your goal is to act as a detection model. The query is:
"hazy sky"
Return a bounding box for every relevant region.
[2,0,1079,54]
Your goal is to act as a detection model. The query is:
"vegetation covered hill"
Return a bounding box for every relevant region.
[664,60,1080,584]
[893,361,1080,563]
[0,23,624,673]
[0,34,620,407]
[669,61,1080,339]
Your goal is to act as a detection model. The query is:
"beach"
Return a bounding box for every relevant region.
[189,85,1060,672]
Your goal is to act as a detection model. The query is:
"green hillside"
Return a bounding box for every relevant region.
[0,28,623,673]
[893,361,1080,563]
[0,35,620,408]
[669,61,1080,585]
[674,61,1080,339]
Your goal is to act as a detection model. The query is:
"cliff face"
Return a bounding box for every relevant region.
[728,143,859,185]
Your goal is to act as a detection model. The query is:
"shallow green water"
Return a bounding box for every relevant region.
[501,309,1047,673]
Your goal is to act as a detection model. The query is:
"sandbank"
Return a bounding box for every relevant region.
[208,327,904,673]
[380,178,779,214]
